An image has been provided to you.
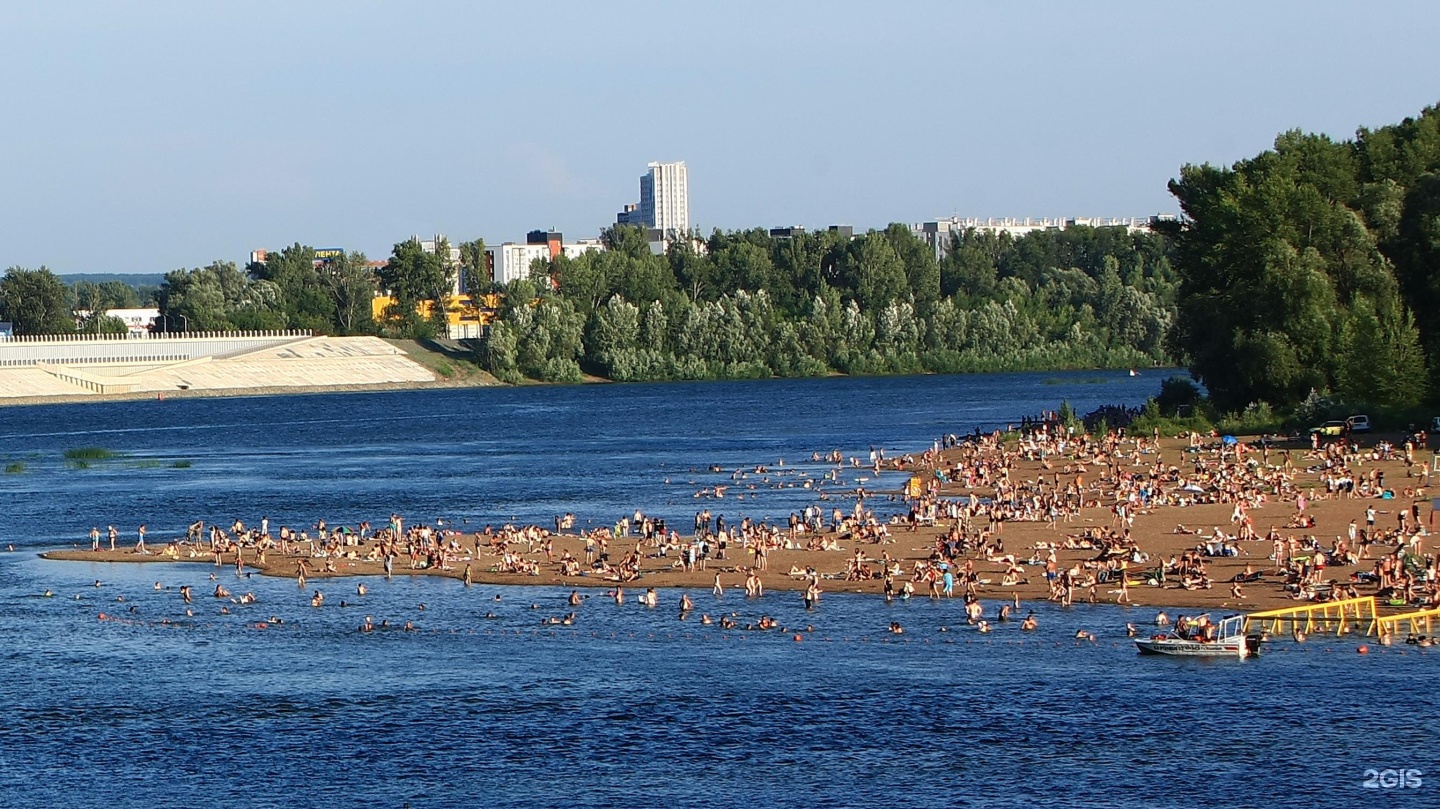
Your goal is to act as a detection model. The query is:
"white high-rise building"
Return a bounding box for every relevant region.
[637,161,688,236]
[487,236,605,287]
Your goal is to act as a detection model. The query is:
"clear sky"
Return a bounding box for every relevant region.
[2,1,1437,274]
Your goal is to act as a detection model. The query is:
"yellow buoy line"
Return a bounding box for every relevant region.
[1242,596,1440,641]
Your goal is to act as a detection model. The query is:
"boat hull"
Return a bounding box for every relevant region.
[1134,638,1251,658]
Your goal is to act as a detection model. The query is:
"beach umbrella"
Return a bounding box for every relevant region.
[1221,435,1238,445]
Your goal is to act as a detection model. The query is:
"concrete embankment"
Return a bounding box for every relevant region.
[0,335,494,406]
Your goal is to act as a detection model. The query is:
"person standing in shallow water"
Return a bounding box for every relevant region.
[462,564,472,587]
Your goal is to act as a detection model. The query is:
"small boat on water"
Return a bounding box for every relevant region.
[1135,614,1260,659]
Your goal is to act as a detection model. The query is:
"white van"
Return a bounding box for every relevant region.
[1346,415,1371,433]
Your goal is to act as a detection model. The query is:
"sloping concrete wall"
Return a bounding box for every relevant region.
[0,336,436,400]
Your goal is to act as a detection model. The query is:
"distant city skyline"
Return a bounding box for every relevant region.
[1,1,1437,274]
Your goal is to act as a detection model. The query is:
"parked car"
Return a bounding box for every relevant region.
[1346,415,1372,433]
[1430,416,1440,434]
[1311,420,1347,436]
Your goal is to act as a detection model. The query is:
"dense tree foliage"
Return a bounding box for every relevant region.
[156,260,285,331]
[0,267,75,335]
[483,223,1176,383]
[4,222,1178,390]
[148,247,378,335]
[458,238,490,295]
[1165,104,1440,411]
[321,251,379,335]
[376,238,453,339]
[3,270,161,335]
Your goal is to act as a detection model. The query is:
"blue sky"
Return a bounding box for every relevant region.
[1,1,1436,274]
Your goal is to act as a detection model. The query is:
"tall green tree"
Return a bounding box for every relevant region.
[1166,120,1432,411]
[247,243,335,331]
[158,260,283,332]
[459,238,490,295]
[96,280,142,310]
[711,242,773,295]
[941,229,1003,300]
[881,223,940,305]
[72,281,106,333]
[378,238,447,338]
[320,251,377,335]
[0,267,74,334]
[849,235,909,310]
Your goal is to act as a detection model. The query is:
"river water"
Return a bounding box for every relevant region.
[0,372,1434,807]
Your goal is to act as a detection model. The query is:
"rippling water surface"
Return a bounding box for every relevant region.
[0,373,1434,807]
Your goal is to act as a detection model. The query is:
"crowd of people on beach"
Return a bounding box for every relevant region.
[65,404,1440,646]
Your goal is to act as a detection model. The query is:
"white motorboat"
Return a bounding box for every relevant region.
[1135,615,1259,658]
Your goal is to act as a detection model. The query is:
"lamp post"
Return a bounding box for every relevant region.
[177,313,189,334]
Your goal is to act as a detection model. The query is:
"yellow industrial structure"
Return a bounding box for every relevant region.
[371,293,502,337]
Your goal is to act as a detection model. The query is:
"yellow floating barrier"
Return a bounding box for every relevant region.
[1243,596,1379,637]
[1374,606,1440,639]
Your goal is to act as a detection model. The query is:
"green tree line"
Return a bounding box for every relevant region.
[1163,102,1440,413]
[0,238,475,338]
[0,268,154,335]
[481,223,1176,383]
[2,227,1173,385]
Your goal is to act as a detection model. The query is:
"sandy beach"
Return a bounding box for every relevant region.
[40,428,1437,616]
